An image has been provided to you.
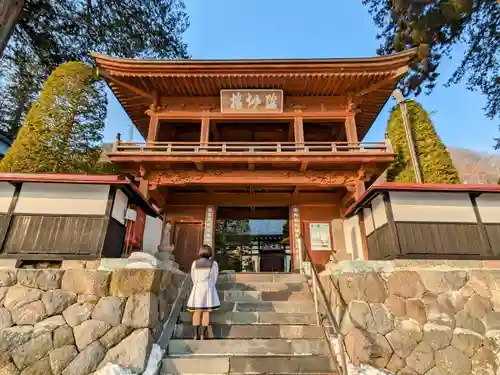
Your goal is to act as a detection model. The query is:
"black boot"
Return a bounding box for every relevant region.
[193,326,200,340]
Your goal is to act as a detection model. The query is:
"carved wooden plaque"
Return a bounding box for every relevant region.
[220,89,283,113]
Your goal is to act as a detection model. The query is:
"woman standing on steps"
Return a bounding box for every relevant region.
[186,244,220,340]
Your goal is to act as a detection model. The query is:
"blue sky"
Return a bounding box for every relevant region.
[103,0,498,153]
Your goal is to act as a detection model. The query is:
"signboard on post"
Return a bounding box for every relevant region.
[308,222,332,251]
[220,89,284,113]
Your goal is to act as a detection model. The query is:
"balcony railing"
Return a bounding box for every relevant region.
[110,140,393,154]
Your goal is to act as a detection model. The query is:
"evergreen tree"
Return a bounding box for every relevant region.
[362,0,499,143]
[1,0,189,137]
[386,100,461,184]
[0,61,106,173]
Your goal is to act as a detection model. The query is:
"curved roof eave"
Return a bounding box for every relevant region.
[92,49,419,76]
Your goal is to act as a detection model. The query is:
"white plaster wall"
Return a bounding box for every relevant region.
[0,182,15,213]
[343,215,364,260]
[15,183,110,215]
[476,193,500,223]
[363,207,375,235]
[389,191,476,223]
[143,215,163,254]
[111,189,128,224]
[371,194,388,228]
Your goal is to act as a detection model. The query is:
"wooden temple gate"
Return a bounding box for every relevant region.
[95,50,418,271]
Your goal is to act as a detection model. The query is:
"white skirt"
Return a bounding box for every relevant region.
[187,280,220,312]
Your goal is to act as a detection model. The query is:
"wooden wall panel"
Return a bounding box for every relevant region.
[485,224,500,255]
[366,224,397,260]
[395,222,487,257]
[2,215,107,258]
[102,218,126,258]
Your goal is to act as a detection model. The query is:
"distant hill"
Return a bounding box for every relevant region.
[448,147,500,185]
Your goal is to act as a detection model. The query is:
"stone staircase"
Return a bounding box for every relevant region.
[160,272,338,375]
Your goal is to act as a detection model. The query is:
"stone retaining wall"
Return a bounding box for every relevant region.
[322,261,500,375]
[0,267,185,375]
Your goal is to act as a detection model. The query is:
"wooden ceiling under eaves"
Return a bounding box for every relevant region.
[93,49,418,139]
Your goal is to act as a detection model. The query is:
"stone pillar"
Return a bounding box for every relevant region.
[158,221,174,253]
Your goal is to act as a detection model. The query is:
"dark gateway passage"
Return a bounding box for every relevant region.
[215,207,290,272]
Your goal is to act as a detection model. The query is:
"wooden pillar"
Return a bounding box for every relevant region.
[354,180,366,201]
[358,211,370,260]
[0,0,24,57]
[345,115,358,144]
[146,113,159,145]
[294,116,304,145]
[200,117,210,145]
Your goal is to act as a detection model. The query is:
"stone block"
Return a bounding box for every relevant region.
[41,290,76,316]
[455,310,485,334]
[0,362,19,375]
[464,294,493,319]
[91,297,125,326]
[406,298,427,324]
[99,324,132,349]
[62,303,94,328]
[98,328,152,373]
[10,332,52,370]
[17,270,64,291]
[0,326,34,353]
[62,341,106,375]
[161,357,229,374]
[60,261,86,269]
[10,300,47,325]
[49,346,78,375]
[61,270,110,297]
[0,287,7,307]
[386,271,426,298]
[423,323,453,351]
[0,308,12,330]
[4,285,42,310]
[370,302,395,335]
[121,292,158,329]
[34,315,66,335]
[484,311,500,331]
[471,347,498,375]
[53,326,74,349]
[0,269,16,287]
[406,342,435,374]
[109,269,162,297]
[435,346,471,375]
[230,356,335,374]
[386,354,406,373]
[20,356,51,375]
[385,294,407,317]
[73,320,111,351]
[344,328,371,365]
[337,272,387,303]
[0,260,19,271]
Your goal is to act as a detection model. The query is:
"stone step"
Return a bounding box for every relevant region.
[213,301,315,314]
[216,282,307,292]
[167,339,330,357]
[173,324,325,339]
[217,272,306,283]
[221,290,312,302]
[161,356,336,374]
[179,311,316,325]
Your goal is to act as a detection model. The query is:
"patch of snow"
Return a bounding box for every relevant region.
[142,344,164,375]
[94,364,136,375]
[347,363,395,375]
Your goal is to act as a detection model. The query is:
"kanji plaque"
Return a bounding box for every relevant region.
[220,89,284,113]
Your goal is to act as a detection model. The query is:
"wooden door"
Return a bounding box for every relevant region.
[260,252,285,272]
[173,222,203,272]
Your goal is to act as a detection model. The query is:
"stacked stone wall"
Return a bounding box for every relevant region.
[0,267,185,375]
[322,261,500,375]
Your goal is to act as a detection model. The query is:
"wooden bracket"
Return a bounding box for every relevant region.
[98,68,154,102]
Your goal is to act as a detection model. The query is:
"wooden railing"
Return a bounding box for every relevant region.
[110,140,393,154]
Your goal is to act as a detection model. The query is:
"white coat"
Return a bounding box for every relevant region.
[186,259,220,312]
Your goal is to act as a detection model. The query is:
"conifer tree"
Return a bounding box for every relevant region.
[0,61,106,173]
[386,100,461,184]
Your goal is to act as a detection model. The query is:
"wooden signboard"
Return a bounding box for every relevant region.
[308,222,332,251]
[220,89,284,113]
